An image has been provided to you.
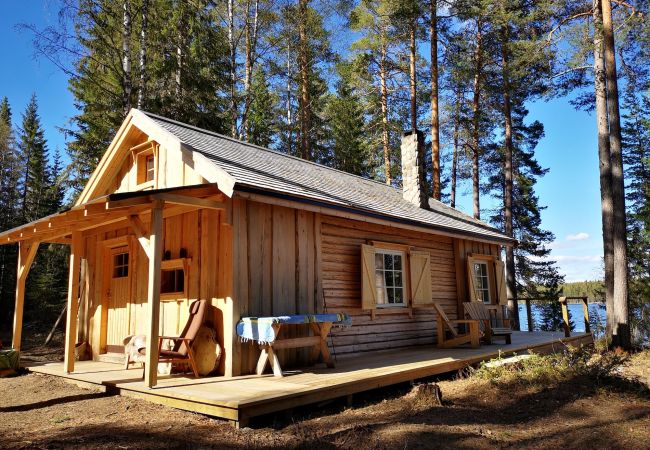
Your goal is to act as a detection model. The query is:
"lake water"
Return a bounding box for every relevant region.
[517,302,607,334]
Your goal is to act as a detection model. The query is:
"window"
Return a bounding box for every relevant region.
[473,261,491,303]
[113,252,129,278]
[374,250,405,307]
[134,144,156,186]
[161,268,185,294]
[145,154,155,182]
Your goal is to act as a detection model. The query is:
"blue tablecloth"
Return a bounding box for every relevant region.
[236,313,352,344]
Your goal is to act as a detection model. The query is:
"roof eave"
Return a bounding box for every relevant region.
[233,184,516,247]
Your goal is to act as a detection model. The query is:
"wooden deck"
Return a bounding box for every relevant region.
[26,331,592,427]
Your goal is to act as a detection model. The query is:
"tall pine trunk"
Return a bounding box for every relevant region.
[299,0,311,160]
[122,0,132,117]
[286,44,293,156]
[137,0,148,109]
[430,0,440,200]
[409,18,417,132]
[380,42,391,185]
[228,0,237,137]
[451,86,461,208]
[601,0,630,348]
[593,0,615,342]
[500,25,519,329]
[471,20,483,220]
[241,0,259,141]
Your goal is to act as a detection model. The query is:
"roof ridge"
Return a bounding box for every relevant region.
[140,109,397,190]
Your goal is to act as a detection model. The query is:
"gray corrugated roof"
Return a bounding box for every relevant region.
[143,111,513,244]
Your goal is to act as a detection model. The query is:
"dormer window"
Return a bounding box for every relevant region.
[144,154,155,182]
[132,141,157,188]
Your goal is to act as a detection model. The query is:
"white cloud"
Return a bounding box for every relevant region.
[566,232,590,241]
[530,254,603,282]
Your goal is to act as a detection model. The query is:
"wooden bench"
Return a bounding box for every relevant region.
[236,314,351,377]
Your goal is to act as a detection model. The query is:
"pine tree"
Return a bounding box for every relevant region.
[621,67,650,344]
[18,94,50,223]
[323,66,369,176]
[0,97,21,327]
[247,69,276,148]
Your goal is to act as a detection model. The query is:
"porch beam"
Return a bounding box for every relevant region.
[128,214,151,258]
[144,200,164,388]
[150,193,226,210]
[64,231,84,373]
[12,241,39,352]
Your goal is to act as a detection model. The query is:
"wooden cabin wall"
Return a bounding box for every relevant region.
[231,198,319,375]
[79,208,224,366]
[320,215,457,355]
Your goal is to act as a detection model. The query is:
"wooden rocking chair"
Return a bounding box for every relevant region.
[463,302,512,345]
[432,303,480,349]
[125,299,207,377]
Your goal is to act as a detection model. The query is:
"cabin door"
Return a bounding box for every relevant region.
[103,245,132,353]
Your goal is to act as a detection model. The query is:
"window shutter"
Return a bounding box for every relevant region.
[494,260,508,305]
[361,244,377,310]
[410,250,432,306]
[466,256,479,302]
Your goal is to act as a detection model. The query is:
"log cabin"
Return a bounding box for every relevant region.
[1,109,516,389]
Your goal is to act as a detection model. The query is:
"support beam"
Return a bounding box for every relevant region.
[128,214,151,258]
[64,232,84,373]
[144,201,164,388]
[12,241,39,352]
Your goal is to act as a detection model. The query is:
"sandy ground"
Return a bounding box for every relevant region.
[1,331,649,449]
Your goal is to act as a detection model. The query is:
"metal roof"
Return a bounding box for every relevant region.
[144,112,514,244]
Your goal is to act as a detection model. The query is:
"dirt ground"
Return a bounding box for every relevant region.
[2,331,650,449]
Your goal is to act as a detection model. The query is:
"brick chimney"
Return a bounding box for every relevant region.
[401,130,429,209]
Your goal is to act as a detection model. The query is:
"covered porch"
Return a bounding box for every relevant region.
[25,331,593,427]
[2,184,229,388]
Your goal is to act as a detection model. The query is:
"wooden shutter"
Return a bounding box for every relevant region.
[466,256,479,302]
[410,250,432,306]
[494,260,508,305]
[361,244,377,309]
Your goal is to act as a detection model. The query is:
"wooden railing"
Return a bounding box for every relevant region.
[520,296,591,337]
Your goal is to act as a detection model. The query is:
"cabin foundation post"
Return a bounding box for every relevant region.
[145,201,164,388]
[64,232,84,373]
[12,241,39,353]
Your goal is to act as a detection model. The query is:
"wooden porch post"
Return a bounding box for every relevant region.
[12,241,39,352]
[64,232,84,373]
[144,201,164,388]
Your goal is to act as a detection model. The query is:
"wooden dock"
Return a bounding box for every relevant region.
[26,331,592,427]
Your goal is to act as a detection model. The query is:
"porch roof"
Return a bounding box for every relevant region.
[0,184,223,245]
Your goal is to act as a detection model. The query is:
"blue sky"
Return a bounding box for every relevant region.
[1,3,604,282]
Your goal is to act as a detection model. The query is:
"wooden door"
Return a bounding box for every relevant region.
[104,246,132,352]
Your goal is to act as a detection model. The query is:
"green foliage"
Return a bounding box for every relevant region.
[472,345,630,387]
[322,67,370,176]
[561,280,605,300]
[247,69,277,148]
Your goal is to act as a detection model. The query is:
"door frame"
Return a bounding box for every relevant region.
[99,235,135,353]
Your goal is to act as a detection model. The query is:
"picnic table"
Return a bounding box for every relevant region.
[236,313,352,377]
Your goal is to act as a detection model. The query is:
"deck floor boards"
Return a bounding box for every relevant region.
[26,331,592,425]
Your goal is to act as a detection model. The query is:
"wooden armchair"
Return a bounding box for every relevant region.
[463,302,512,345]
[432,303,480,349]
[125,299,207,377]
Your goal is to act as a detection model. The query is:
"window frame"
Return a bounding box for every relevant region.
[373,248,407,308]
[132,141,157,189]
[160,258,190,301]
[472,260,491,304]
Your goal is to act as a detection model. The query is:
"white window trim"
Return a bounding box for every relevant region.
[374,248,407,308]
[473,261,491,304]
